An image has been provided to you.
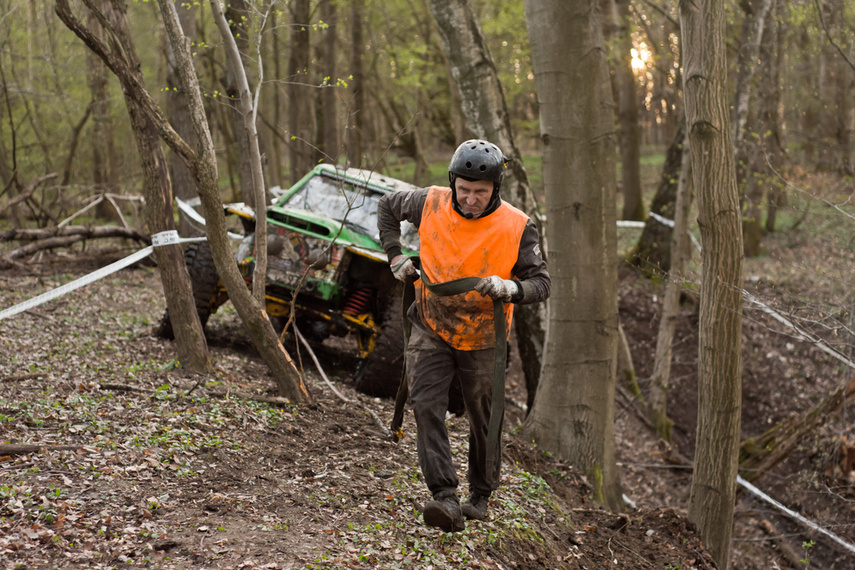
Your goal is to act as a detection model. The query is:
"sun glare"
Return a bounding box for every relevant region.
[631,46,650,70]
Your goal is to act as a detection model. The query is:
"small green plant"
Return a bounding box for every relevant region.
[801,539,815,569]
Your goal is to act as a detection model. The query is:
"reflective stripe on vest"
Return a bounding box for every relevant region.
[416,186,529,350]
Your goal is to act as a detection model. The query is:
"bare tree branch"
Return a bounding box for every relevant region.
[814,0,855,73]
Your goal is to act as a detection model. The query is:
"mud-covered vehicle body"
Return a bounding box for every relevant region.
[159,164,419,396]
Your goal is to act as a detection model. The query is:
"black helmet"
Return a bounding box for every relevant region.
[448,139,507,184]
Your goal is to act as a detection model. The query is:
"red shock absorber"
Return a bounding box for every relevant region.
[343,287,374,316]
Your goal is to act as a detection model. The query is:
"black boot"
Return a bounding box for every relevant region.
[423,496,465,532]
[461,492,490,520]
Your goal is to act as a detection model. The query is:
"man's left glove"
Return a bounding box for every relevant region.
[475,275,518,302]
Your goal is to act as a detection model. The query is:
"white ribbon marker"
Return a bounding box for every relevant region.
[0,232,206,322]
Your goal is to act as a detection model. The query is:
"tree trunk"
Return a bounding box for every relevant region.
[629,118,686,275]
[816,0,848,172]
[681,0,744,565]
[288,0,312,183]
[166,2,201,238]
[160,0,308,402]
[54,0,310,403]
[429,0,548,411]
[211,0,268,306]
[523,0,624,512]
[220,0,255,207]
[758,1,785,234]
[610,0,644,221]
[647,126,692,440]
[320,0,338,160]
[104,0,210,374]
[267,10,285,184]
[346,0,365,168]
[84,1,119,223]
[732,0,772,257]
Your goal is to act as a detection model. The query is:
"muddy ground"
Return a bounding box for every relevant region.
[1,226,854,569]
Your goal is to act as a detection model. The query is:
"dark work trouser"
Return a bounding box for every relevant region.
[406,303,502,501]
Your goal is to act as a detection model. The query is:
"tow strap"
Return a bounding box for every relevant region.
[390,271,508,483]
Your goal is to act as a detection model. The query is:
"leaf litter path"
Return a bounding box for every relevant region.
[0,259,713,569]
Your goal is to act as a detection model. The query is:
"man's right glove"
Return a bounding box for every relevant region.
[389,254,417,282]
[475,275,518,302]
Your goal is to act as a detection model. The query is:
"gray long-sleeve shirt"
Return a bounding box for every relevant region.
[377,187,550,304]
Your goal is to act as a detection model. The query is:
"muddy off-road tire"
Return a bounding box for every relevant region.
[353,288,405,398]
[155,241,225,339]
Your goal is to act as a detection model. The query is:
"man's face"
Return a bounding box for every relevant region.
[455,178,494,218]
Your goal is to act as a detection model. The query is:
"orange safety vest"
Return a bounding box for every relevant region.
[416,186,529,350]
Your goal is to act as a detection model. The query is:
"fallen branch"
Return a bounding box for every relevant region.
[99,383,155,393]
[2,373,49,382]
[739,377,855,483]
[4,227,149,260]
[1,173,58,212]
[0,443,84,456]
[1,225,148,243]
[294,326,392,438]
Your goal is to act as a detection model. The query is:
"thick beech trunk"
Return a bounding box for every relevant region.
[523,0,624,512]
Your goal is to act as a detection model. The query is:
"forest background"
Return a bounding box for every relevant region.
[1,0,855,568]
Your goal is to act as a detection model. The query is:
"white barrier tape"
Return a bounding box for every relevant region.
[737,475,855,555]
[0,235,207,322]
[649,211,675,228]
[616,214,701,252]
[0,246,154,322]
[175,197,243,240]
[151,230,180,247]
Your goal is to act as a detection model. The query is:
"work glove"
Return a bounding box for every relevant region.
[475,275,518,302]
[389,254,417,282]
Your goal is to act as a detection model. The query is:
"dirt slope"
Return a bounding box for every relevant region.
[1,243,853,569]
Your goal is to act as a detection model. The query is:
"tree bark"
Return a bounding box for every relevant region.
[429,0,548,411]
[98,0,210,374]
[320,0,338,160]
[84,0,119,223]
[166,1,201,238]
[681,0,745,565]
[346,0,365,168]
[523,0,624,512]
[610,0,644,221]
[223,0,256,207]
[647,126,692,440]
[629,118,686,275]
[288,0,312,183]
[210,0,269,306]
[732,0,772,257]
[761,5,786,233]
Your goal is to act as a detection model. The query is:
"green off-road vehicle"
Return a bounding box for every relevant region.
[157,164,420,397]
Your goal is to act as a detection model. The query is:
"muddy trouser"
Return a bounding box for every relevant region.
[406,302,503,501]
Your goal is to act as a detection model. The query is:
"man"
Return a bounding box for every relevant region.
[377,139,550,532]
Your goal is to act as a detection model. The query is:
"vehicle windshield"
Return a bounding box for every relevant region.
[281,173,420,250]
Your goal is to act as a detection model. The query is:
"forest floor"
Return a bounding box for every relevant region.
[2,190,855,569]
